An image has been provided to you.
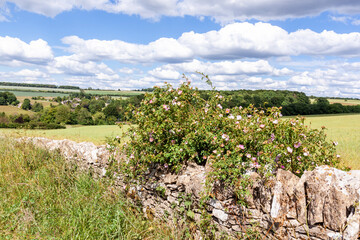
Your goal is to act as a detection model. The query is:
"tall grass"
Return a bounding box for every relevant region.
[0,138,173,239]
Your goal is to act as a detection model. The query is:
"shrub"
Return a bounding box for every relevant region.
[120,75,340,192]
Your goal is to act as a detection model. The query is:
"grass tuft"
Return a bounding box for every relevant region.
[0,138,173,239]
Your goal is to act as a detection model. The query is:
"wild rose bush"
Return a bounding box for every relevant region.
[119,78,340,188]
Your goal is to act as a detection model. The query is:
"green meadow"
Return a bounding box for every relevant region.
[303,114,360,169]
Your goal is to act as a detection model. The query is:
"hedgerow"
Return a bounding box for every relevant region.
[118,75,340,194]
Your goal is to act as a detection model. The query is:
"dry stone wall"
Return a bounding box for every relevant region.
[21,137,360,240]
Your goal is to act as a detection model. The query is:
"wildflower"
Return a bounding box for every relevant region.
[219,114,223,118]
[287,147,293,153]
[149,137,154,142]
[149,99,153,104]
[213,136,217,140]
[246,153,251,158]
[247,115,252,118]
[275,154,281,161]
[287,159,291,163]
[130,154,134,159]
[204,108,209,113]
[254,162,261,169]
[252,157,257,161]
[281,165,285,169]
[236,115,242,120]
[221,134,229,141]
[203,156,207,160]
[333,141,338,146]
[164,163,168,168]
[178,90,182,95]
[228,114,234,119]
[296,156,301,161]
[294,142,302,148]
[163,105,170,111]
[270,133,275,142]
[180,148,183,152]
[213,150,217,154]
[303,152,309,156]
[259,124,265,129]
[171,140,176,144]
[272,120,278,124]
[237,144,245,150]
[337,154,341,158]
[217,104,223,109]
[169,129,175,134]
[220,143,225,147]
[225,108,230,113]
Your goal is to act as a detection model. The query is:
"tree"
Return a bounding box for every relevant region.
[77,108,93,125]
[55,105,71,124]
[32,102,44,112]
[21,99,31,110]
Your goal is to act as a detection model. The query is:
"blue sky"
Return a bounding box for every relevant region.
[0,1,360,97]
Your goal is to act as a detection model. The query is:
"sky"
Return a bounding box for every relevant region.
[0,1,360,97]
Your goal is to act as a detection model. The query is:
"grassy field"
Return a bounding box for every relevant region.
[0,125,129,145]
[303,114,360,169]
[327,98,360,106]
[16,96,59,108]
[0,105,34,116]
[310,98,360,105]
[0,138,174,239]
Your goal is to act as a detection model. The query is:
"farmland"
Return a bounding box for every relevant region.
[303,113,360,169]
[327,98,360,106]
[0,86,144,97]
[0,90,69,97]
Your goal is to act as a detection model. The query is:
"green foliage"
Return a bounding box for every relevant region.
[0,91,17,105]
[31,102,44,112]
[21,98,31,110]
[120,76,340,191]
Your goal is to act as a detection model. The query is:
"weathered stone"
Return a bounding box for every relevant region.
[270,169,299,221]
[343,206,360,240]
[213,209,229,222]
[164,173,177,184]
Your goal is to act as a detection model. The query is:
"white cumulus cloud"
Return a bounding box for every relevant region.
[0,36,53,65]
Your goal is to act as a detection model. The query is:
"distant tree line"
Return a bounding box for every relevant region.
[0,82,80,89]
[199,89,360,116]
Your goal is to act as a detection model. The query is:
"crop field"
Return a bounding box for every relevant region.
[0,90,69,97]
[327,98,360,106]
[0,105,34,116]
[0,125,130,145]
[303,114,360,169]
[0,85,79,93]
